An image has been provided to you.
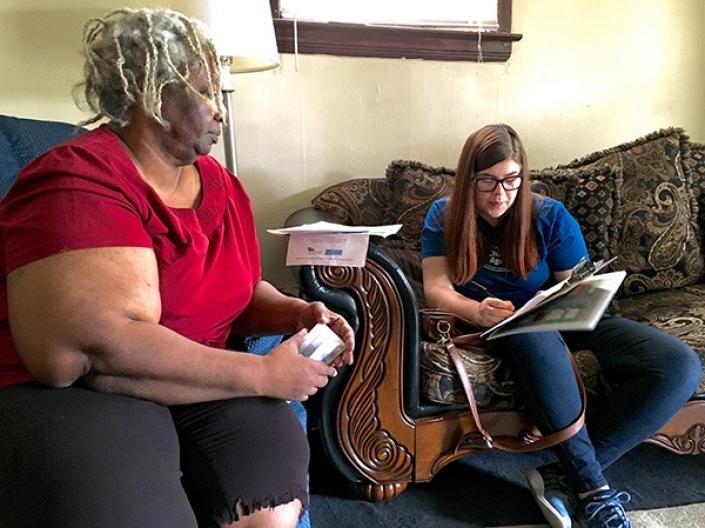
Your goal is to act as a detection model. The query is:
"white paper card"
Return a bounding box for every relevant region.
[299,323,346,363]
[268,221,401,238]
[285,232,369,267]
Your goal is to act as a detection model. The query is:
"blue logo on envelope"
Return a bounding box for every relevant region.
[325,249,343,256]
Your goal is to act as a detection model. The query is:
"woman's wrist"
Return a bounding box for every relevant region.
[290,297,310,330]
[465,299,482,327]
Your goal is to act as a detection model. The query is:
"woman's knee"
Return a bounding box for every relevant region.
[593,317,702,395]
[173,398,309,528]
[221,499,301,528]
[664,342,702,396]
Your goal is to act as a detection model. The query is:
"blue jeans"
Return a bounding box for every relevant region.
[494,315,701,492]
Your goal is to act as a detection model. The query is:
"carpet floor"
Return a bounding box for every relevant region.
[309,444,705,527]
[502,503,705,528]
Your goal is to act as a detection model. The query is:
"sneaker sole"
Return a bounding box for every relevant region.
[526,468,572,528]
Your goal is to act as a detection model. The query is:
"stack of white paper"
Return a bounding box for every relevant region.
[268,221,402,267]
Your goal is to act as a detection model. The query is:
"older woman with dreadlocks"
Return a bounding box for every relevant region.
[0,8,353,528]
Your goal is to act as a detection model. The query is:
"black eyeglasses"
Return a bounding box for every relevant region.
[474,175,523,193]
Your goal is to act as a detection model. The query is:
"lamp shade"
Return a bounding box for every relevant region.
[195,0,280,73]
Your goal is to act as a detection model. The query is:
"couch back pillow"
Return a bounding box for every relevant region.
[560,128,704,295]
[530,165,623,269]
[311,177,392,226]
[383,160,455,249]
[685,142,705,248]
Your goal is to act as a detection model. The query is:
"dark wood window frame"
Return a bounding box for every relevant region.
[269,0,522,62]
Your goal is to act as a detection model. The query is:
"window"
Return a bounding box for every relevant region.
[278,0,500,29]
[269,0,521,62]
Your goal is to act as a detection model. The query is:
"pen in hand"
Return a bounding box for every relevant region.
[469,282,515,327]
[469,280,493,297]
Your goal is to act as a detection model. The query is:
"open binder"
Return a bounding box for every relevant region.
[481,257,625,340]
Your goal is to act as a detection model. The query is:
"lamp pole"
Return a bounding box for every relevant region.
[187,0,280,176]
[220,57,238,175]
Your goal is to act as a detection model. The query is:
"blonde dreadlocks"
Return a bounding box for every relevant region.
[75,7,224,128]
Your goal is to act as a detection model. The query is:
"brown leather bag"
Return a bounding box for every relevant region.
[420,308,586,453]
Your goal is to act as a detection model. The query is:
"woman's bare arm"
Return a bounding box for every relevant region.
[422,256,514,327]
[231,281,308,335]
[7,247,334,404]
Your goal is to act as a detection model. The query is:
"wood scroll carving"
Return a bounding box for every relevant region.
[316,262,415,485]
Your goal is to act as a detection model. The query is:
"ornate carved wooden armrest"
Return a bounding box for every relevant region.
[294,240,420,497]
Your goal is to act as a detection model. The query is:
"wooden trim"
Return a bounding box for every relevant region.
[647,400,705,454]
[497,0,512,33]
[269,0,522,63]
[314,261,415,486]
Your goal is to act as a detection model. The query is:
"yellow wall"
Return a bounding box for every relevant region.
[1,1,704,287]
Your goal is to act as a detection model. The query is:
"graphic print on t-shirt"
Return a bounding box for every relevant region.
[484,244,509,272]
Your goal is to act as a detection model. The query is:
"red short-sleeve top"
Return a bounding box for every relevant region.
[0,125,261,387]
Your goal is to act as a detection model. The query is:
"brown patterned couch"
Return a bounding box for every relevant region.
[289,128,705,501]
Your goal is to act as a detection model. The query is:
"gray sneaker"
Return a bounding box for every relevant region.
[526,464,578,528]
[577,489,632,528]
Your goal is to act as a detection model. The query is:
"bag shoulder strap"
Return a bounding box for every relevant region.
[447,341,586,453]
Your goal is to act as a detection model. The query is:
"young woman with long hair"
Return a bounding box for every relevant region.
[421,124,700,528]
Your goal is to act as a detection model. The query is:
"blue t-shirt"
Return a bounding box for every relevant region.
[421,196,588,308]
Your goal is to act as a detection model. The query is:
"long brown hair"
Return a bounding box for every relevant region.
[444,124,538,283]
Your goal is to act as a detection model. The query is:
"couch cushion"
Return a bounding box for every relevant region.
[531,165,623,267]
[311,178,391,226]
[560,128,704,295]
[615,284,705,395]
[383,160,455,249]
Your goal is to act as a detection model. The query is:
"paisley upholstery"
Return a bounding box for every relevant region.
[685,142,705,246]
[530,165,623,268]
[383,160,455,248]
[617,284,705,394]
[560,129,704,295]
[421,340,516,407]
[311,177,391,226]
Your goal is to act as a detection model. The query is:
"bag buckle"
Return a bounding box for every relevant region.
[436,320,452,346]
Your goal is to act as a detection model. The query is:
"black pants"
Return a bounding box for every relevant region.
[0,383,309,528]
